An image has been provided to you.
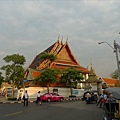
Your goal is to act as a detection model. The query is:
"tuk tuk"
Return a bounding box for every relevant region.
[82,90,98,104]
[103,88,120,120]
[103,98,120,120]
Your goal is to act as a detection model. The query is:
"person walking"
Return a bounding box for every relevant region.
[23,90,29,107]
[99,93,107,108]
[18,91,22,101]
[36,91,41,105]
[96,94,103,106]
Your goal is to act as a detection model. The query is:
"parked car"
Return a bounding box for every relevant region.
[40,92,64,102]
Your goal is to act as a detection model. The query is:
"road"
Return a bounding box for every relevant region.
[0,101,103,120]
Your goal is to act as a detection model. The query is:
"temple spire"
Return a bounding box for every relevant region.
[90,59,96,75]
[65,36,68,44]
[61,35,63,41]
[61,35,63,45]
[66,36,68,41]
[57,34,60,41]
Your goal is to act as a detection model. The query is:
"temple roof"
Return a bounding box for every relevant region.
[102,77,119,87]
[28,39,90,76]
[29,42,56,69]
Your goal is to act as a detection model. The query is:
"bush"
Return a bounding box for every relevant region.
[69,95,76,97]
[7,97,17,101]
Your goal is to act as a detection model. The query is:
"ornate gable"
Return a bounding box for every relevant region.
[29,38,90,75]
[57,47,73,62]
[57,41,79,65]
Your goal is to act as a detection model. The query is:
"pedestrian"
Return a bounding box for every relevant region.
[18,91,22,101]
[96,94,103,106]
[36,91,41,105]
[99,93,107,108]
[23,90,29,107]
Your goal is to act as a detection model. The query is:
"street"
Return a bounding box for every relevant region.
[0,101,103,120]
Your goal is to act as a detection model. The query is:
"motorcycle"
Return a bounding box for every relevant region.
[83,91,98,104]
[86,96,91,104]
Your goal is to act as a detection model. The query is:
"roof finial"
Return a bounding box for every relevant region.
[65,36,68,44]
[90,59,92,68]
[90,59,96,75]
[61,35,63,41]
[58,34,60,40]
[60,35,63,45]
[67,35,68,41]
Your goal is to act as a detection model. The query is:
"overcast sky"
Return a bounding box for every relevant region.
[0,0,120,78]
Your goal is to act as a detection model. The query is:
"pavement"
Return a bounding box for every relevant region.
[0,95,82,104]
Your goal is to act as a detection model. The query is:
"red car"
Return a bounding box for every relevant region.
[40,93,64,102]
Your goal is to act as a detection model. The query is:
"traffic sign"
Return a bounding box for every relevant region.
[22,79,28,82]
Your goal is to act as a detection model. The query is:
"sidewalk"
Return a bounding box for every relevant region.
[0,95,82,104]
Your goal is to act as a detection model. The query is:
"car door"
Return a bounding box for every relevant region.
[52,93,58,101]
[50,93,55,101]
[54,93,60,101]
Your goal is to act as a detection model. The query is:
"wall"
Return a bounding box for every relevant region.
[21,87,85,98]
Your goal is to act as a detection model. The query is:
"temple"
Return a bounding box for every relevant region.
[85,62,102,92]
[25,38,90,87]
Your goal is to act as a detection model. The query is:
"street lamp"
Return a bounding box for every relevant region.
[98,41,114,50]
[98,41,120,81]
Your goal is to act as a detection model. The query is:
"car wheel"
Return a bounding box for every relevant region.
[60,98,63,101]
[47,98,51,102]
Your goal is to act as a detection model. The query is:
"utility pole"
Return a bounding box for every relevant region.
[98,41,120,81]
[114,40,120,81]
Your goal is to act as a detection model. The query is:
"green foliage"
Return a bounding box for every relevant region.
[3,54,26,65]
[1,54,26,94]
[8,97,17,101]
[60,67,83,84]
[60,67,83,96]
[110,69,118,79]
[35,68,58,92]
[40,52,57,63]
[35,68,57,84]
[0,72,4,88]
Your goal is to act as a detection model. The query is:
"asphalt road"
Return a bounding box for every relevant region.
[0,101,103,120]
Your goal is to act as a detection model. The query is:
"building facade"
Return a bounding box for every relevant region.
[25,39,90,87]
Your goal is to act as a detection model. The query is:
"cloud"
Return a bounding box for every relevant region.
[0,0,120,77]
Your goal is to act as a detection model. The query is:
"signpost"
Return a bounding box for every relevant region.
[72,90,78,95]
[22,79,28,92]
[22,79,28,82]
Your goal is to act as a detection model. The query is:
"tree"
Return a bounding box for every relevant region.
[60,67,83,96]
[1,54,26,98]
[39,52,57,67]
[0,72,4,88]
[35,68,58,93]
[110,69,118,79]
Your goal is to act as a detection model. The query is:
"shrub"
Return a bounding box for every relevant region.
[7,97,17,101]
[69,95,76,97]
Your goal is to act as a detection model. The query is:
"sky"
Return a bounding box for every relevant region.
[0,0,120,78]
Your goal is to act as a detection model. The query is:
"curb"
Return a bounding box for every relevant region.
[64,98,81,101]
[0,98,82,104]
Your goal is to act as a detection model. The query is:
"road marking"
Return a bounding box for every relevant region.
[4,105,47,116]
[4,111,23,117]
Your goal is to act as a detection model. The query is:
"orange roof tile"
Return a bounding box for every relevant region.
[52,64,90,73]
[32,71,41,78]
[102,78,119,84]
